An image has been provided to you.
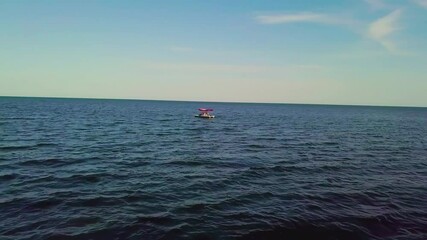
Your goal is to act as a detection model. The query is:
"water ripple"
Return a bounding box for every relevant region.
[1,97,427,240]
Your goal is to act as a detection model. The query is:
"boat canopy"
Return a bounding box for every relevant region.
[198,108,213,112]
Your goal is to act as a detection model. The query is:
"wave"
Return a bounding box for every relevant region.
[18,158,68,167]
[0,173,19,181]
[236,222,367,240]
[136,212,174,225]
[61,216,102,228]
[45,222,161,240]
[160,160,206,167]
[0,143,57,151]
[25,198,63,210]
[67,196,119,207]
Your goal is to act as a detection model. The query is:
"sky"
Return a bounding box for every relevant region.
[1,0,427,107]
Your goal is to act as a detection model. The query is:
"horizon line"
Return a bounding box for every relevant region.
[1,95,426,108]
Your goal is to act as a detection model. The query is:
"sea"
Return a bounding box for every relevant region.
[1,97,426,240]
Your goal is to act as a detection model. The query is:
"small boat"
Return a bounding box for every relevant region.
[195,108,215,119]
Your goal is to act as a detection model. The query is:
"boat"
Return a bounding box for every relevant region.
[195,108,215,119]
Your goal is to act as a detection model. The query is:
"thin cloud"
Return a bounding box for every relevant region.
[368,9,402,53]
[143,62,325,74]
[256,13,342,25]
[169,46,194,53]
[413,0,427,8]
[365,0,388,10]
[145,62,269,73]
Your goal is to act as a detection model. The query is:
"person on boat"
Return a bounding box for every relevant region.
[196,108,214,118]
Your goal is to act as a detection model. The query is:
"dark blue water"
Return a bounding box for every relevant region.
[1,97,427,240]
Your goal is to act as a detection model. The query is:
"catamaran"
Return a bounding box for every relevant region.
[195,108,215,119]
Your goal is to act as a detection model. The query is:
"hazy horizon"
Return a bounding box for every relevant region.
[1,0,427,107]
[2,95,427,108]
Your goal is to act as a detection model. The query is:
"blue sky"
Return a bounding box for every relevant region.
[1,0,426,106]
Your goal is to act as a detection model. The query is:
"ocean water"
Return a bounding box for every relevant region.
[1,97,426,240]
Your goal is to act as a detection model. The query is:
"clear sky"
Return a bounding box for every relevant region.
[1,0,426,106]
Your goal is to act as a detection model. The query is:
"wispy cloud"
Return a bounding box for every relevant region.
[413,0,427,8]
[365,0,388,10]
[256,13,343,25]
[145,62,269,73]
[368,9,402,53]
[143,62,325,74]
[256,9,407,54]
[169,46,194,53]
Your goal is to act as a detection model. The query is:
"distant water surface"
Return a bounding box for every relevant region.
[1,97,426,240]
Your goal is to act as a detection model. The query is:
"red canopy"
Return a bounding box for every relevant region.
[198,108,213,112]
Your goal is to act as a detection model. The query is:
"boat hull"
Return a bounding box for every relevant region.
[195,115,215,119]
